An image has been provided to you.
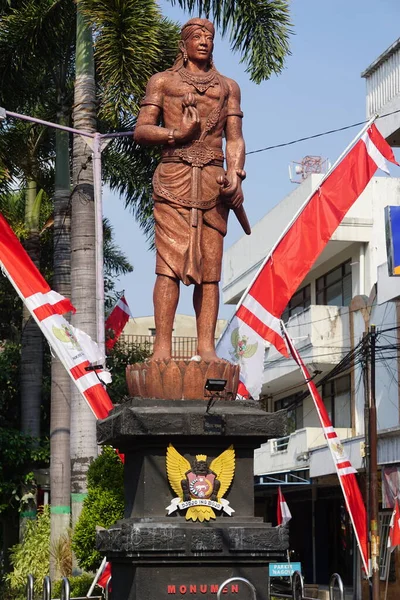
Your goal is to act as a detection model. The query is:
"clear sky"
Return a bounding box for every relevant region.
[103,0,400,320]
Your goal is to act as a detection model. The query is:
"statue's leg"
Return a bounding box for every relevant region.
[153,274,180,360]
[193,282,219,361]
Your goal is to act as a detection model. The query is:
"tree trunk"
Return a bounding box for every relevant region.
[20,179,44,534]
[70,8,98,529]
[50,116,72,579]
[21,179,43,439]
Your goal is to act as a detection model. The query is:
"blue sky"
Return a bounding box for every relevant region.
[103,0,400,320]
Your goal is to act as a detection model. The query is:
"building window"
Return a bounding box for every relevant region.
[274,394,303,434]
[316,260,352,306]
[322,375,351,428]
[282,285,311,322]
[149,328,156,336]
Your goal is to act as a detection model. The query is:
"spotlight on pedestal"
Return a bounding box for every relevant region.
[205,378,227,393]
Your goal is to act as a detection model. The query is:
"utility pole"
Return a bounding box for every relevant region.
[369,324,380,599]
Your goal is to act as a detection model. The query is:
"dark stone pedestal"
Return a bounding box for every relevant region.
[97,399,288,600]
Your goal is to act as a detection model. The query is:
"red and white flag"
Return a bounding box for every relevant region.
[217,122,399,398]
[0,212,114,421]
[97,561,112,589]
[282,325,369,575]
[388,498,400,551]
[105,295,132,350]
[277,486,292,526]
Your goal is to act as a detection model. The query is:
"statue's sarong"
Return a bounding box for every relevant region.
[153,160,228,285]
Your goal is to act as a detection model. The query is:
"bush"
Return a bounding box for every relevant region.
[72,447,124,572]
[52,573,102,599]
[5,505,50,598]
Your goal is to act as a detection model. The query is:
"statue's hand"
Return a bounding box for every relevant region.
[174,95,200,144]
[217,171,244,209]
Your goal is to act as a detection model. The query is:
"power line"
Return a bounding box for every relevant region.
[246,107,400,156]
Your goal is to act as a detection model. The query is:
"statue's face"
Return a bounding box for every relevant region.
[185,27,214,64]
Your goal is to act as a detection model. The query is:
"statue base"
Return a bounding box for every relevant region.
[126,359,240,400]
[97,399,288,600]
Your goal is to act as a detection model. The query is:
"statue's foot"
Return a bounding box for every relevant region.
[197,349,220,362]
[151,349,172,361]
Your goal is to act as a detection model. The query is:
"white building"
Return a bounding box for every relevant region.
[222,39,400,597]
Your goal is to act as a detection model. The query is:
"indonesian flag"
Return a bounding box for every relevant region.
[105,295,132,350]
[388,498,400,551]
[0,212,114,421]
[217,123,399,398]
[97,561,112,589]
[277,486,292,526]
[283,325,369,575]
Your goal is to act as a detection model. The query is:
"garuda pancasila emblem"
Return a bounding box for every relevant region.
[166,444,235,522]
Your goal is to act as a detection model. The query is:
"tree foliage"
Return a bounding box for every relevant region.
[106,340,151,403]
[5,505,50,599]
[72,447,124,571]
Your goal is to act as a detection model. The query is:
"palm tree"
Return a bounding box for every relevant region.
[0,0,76,568]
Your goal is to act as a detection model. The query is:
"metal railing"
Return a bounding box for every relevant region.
[271,436,290,454]
[270,570,345,600]
[329,573,344,600]
[25,574,103,600]
[120,334,203,359]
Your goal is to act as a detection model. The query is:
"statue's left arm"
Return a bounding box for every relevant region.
[221,78,245,209]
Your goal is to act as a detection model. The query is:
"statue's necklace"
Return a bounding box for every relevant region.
[178,67,218,94]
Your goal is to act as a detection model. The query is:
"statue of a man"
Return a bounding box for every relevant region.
[134,18,246,361]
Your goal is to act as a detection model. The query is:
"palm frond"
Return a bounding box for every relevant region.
[103,217,133,276]
[77,0,180,125]
[172,0,292,82]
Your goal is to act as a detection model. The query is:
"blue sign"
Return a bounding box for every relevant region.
[385,205,400,276]
[269,562,302,577]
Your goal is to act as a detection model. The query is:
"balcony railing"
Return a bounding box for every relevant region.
[270,436,290,454]
[119,335,217,360]
[363,39,400,117]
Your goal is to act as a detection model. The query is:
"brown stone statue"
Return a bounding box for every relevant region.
[134,17,248,363]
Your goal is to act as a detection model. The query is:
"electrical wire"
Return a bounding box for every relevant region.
[246,107,400,156]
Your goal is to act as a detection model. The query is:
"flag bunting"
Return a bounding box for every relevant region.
[282,325,369,575]
[388,497,400,551]
[105,294,132,350]
[0,212,114,422]
[217,122,399,399]
[277,486,292,526]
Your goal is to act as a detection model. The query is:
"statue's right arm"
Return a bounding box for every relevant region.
[134,74,170,146]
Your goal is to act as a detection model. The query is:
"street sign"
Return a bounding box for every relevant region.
[269,562,302,577]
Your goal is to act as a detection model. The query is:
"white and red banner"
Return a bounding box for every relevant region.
[217,123,399,398]
[282,325,369,574]
[388,497,400,551]
[277,486,292,526]
[105,294,132,350]
[0,212,114,421]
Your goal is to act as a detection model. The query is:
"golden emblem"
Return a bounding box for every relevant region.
[166,444,235,522]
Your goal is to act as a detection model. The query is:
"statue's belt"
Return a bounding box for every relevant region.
[161,140,224,168]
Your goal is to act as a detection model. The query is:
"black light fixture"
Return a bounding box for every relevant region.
[205,378,227,393]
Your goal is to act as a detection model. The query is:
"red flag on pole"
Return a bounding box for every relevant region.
[388,498,400,551]
[217,122,399,398]
[105,295,132,350]
[97,561,112,589]
[282,325,369,575]
[277,486,292,526]
[0,212,114,421]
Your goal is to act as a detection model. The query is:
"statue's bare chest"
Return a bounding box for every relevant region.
[163,76,225,120]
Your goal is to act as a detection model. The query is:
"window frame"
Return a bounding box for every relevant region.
[316,260,352,307]
[282,284,311,322]
[322,374,352,428]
